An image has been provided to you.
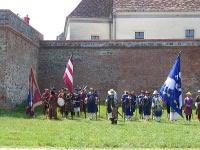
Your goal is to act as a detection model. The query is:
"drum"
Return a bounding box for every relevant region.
[57,98,65,106]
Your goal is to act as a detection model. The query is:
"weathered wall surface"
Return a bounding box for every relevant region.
[0,9,200,109]
[0,10,43,109]
[39,40,200,100]
[0,28,6,108]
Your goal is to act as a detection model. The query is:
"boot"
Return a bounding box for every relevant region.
[114,119,117,124]
[110,118,114,124]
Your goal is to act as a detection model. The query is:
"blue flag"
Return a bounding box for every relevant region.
[160,54,183,117]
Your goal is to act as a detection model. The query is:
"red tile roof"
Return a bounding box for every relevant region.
[69,0,113,18]
[114,0,200,12]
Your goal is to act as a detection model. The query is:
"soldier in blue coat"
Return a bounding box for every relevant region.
[137,90,145,119]
[143,91,151,121]
[121,91,128,116]
[124,91,136,121]
[85,88,98,120]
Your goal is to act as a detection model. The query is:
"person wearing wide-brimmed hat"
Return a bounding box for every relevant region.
[195,90,200,122]
[184,92,193,121]
[152,90,163,122]
[106,89,118,124]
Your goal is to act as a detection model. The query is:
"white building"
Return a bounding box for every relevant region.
[59,0,200,40]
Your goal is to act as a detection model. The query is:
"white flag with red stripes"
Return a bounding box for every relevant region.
[63,55,73,92]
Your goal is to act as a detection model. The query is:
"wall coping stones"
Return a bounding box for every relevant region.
[41,39,200,48]
[0,9,43,45]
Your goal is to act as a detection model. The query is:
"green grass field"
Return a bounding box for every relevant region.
[0,102,200,149]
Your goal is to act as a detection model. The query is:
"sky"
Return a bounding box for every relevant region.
[1,0,81,40]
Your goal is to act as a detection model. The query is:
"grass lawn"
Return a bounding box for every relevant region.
[0,102,200,149]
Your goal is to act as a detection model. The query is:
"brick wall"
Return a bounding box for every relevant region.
[39,40,200,101]
[0,28,6,108]
[0,10,42,109]
[0,9,200,109]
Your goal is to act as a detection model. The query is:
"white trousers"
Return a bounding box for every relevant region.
[88,113,96,120]
[170,112,178,121]
[155,116,161,122]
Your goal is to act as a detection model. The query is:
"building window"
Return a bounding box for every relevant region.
[91,35,99,40]
[185,29,194,39]
[135,32,144,39]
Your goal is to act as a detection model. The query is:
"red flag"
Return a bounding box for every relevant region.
[63,55,73,92]
[26,67,42,116]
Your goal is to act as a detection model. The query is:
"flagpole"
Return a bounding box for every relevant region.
[177,51,181,58]
[159,52,183,118]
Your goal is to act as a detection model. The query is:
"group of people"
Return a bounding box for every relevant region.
[41,87,99,120]
[106,89,163,123]
[105,89,200,123]
[26,86,200,123]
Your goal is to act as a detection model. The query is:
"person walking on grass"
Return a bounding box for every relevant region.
[184,92,193,122]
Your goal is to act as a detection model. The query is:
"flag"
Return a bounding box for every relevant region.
[63,55,73,92]
[159,54,183,117]
[26,67,42,116]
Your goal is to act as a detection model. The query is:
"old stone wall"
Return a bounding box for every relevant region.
[39,40,200,100]
[0,9,200,109]
[0,10,43,109]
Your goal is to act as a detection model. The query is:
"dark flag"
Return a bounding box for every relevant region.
[159,54,183,117]
[26,67,42,116]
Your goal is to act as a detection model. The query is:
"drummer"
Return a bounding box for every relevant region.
[58,88,67,117]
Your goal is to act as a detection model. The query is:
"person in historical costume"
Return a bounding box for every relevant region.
[152,90,163,122]
[184,92,193,121]
[121,91,128,116]
[79,89,87,118]
[73,91,81,117]
[65,92,74,119]
[137,90,145,119]
[48,90,58,120]
[51,87,58,112]
[94,89,100,118]
[124,91,136,121]
[130,91,137,119]
[195,90,200,122]
[142,91,151,121]
[58,88,67,117]
[166,103,170,120]
[170,107,178,121]
[105,89,118,124]
[41,88,50,116]
[85,88,98,120]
